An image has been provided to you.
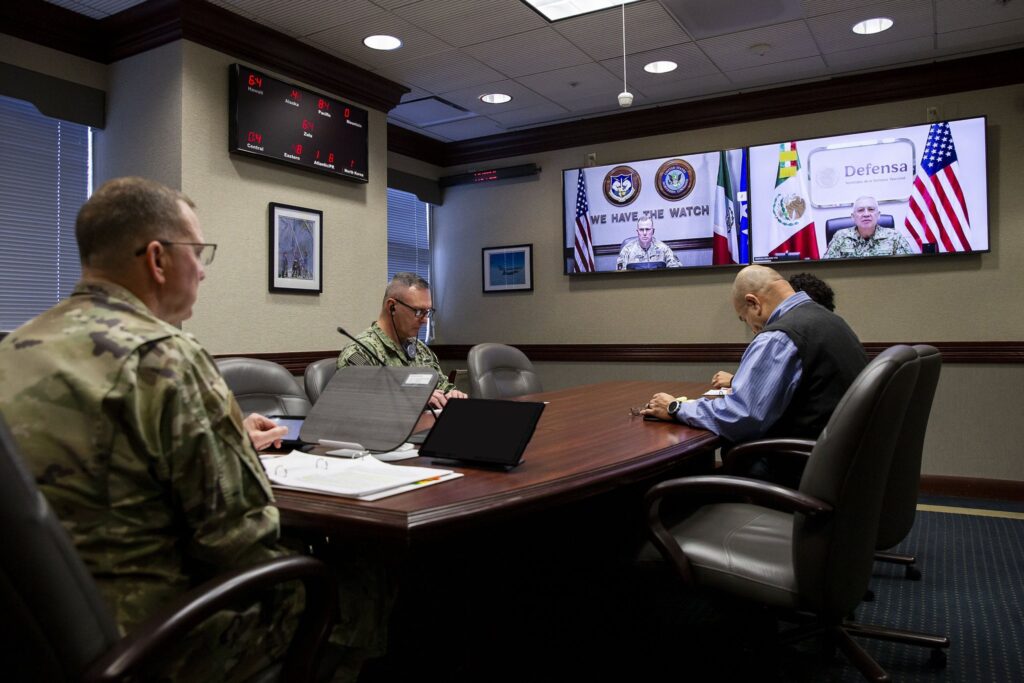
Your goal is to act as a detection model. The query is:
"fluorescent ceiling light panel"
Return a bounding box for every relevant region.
[522,0,641,22]
[852,17,894,35]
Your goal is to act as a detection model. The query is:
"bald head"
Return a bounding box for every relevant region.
[732,265,796,333]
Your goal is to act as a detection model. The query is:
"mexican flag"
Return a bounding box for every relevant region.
[712,150,740,265]
[767,142,819,259]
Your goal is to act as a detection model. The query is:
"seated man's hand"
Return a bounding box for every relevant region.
[446,389,468,400]
[243,413,289,451]
[711,371,734,389]
[641,392,675,421]
[428,390,448,409]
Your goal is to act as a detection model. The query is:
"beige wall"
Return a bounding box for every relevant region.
[432,85,1024,482]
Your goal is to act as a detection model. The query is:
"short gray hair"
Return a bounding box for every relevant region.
[384,271,430,301]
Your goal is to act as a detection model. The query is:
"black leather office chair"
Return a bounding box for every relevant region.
[726,345,942,581]
[0,413,337,682]
[216,357,312,416]
[645,346,949,681]
[304,358,338,405]
[825,214,895,246]
[466,343,542,399]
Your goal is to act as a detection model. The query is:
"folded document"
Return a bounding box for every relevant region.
[261,450,461,499]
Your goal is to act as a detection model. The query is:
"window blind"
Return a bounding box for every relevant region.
[0,95,89,331]
[386,187,432,339]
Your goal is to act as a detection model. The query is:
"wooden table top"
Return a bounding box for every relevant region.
[273,380,719,543]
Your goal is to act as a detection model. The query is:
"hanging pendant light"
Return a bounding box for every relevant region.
[617,2,633,107]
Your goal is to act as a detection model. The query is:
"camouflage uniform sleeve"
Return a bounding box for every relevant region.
[338,341,375,368]
[132,337,285,574]
[823,232,846,259]
[616,246,627,270]
[893,232,913,255]
[663,244,682,267]
[419,344,453,393]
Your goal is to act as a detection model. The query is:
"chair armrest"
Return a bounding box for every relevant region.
[644,475,832,585]
[721,438,816,474]
[82,555,337,683]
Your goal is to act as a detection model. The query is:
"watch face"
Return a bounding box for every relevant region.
[668,400,680,415]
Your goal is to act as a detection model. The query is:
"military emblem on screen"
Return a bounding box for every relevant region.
[772,193,807,227]
[603,165,641,206]
[655,159,697,201]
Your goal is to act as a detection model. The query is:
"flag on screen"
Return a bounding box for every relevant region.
[573,169,596,272]
[712,151,740,265]
[904,122,973,253]
[738,148,750,264]
[768,142,819,259]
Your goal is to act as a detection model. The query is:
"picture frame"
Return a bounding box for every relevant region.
[482,243,533,293]
[269,202,323,294]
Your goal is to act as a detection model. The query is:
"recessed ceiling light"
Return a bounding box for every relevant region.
[363,35,402,50]
[521,0,641,22]
[644,60,678,74]
[852,17,893,35]
[479,93,512,104]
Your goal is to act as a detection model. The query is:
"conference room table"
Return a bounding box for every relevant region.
[273,380,720,550]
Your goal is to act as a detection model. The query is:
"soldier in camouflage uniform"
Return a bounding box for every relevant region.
[616,216,683,269]
[0,178,307,681]
[824,195,913,259]
[338,272,467,408]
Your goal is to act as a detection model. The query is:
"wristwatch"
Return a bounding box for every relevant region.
[667,396,687,416]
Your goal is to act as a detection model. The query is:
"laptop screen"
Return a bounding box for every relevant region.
[419,398,545,468]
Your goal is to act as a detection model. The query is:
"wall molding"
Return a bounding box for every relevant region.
[919,475,1024,502]
[217,341,1024,373]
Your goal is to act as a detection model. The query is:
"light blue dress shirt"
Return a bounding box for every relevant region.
[673,291,813,443]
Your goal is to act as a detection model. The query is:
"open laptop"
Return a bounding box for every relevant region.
[299,366,438,452]
[419,398,546,470]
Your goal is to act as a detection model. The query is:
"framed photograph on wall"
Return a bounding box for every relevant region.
[269,202,323,293]
[482,244,533,293]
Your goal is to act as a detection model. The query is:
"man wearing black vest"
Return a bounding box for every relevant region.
[643,265,866,481]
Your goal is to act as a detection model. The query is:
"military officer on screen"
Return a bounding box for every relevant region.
[824,195,913,259]
[616,216,683,269]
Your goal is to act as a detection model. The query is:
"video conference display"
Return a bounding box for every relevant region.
[563,149,746,274]
[562,116,988,275]
[748,116,988,263]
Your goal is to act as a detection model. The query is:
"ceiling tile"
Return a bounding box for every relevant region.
[801,0,895,18]
[598,42,721,90]
[937,18,1024,52]
[439,80,553,115]
[43,0,107,18]
[516,62,625,106]
[463,27,593,78]
[662,0,804,39]
[216,0,382,38]
[553,1,692,61]
[75,0,147,17]
[389,97,476,126]
[486,101,572,129]
[697,20,821,71]
[389,117,453,141]
[822,35,936,72]
[304,11,452,69]
[394,0,548,48]
[630,72,735,103]
[806,0,934,55]
[423,116,506,141]
[935,0,1024,33]
[375,50,506,93]
[724,55,830,88]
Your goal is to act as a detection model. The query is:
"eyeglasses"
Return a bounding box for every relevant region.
[134,241,218,266]
[392,297,435,319]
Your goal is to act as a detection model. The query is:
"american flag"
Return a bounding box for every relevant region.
[573,169,596,272]
[904,122,973,252]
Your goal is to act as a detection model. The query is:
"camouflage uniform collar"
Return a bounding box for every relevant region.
[369,320,410,357]
[73,280,152,314]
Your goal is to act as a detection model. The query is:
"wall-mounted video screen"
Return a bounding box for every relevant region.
[748,116,988,263]
[563,149,747,274]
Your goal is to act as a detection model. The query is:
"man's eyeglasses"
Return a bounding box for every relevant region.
[392,297,435,319]
[134,241,218,266]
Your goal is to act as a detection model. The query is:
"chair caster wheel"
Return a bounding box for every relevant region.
[930,648,948,667]
[906,566,922,580]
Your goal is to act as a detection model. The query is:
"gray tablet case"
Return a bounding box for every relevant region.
[299,366,438,451]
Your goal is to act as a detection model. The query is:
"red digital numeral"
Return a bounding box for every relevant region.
[318,99,330,111]
[247,74,262,88]
[292,144,303,155]
[290,89,301,100]
[302,119,315,131]
[247,131,262,144]
[343,108,350,118]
